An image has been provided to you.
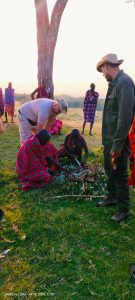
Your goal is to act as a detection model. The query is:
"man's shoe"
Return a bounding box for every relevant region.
[0,209,4,221]
[97,198,118,207]
[111,211,129,222]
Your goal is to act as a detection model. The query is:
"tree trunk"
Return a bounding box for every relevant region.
[34,0,68,98]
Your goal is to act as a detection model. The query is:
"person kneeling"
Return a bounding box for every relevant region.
[16,129,67,191]
[59,129,89,164]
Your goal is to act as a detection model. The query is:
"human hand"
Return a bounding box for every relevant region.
[110,149,123,159]
[81,162,86,168]
[110,149,123,170]
[48,168,55,176]
[129,155,134,171]
[111,157,117,170]
[32,127,37,134]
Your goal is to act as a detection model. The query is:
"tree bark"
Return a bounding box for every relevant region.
[34,0,68,98]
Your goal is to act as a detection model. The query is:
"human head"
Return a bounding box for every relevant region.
[8,82,12,88]
[53,99,68,114]
[41,79,46,88]
[37,129,51,146]
[71,129,80,140]
[96,53,123,82]
[101,64,120,82]
[90,83,95,91]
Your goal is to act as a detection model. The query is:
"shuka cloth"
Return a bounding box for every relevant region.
[5,104,15,116]
[36,87,51,99]
[16,135,58,191]
[0,88,4,116]
[128,117,135,186]
[4,87,15,116]
[48,119,63,135]
[83,90,99,123]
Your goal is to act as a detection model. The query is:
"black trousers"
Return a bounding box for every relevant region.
[104,146,129,212]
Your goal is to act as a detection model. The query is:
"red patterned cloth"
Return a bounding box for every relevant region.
[16,135,58,191]
[4,87,15,116]
[0,88,4,116]
[128,117,135,186]
[36,87,51,99]
[5,104,15,116]
[83,90,99,123]
[48,119,63,134]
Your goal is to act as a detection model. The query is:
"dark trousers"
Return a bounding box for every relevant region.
[104,146,129,212]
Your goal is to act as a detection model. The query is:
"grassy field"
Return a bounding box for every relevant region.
[0,108,135,300]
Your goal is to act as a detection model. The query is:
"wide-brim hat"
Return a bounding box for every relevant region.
[97,53,124,72]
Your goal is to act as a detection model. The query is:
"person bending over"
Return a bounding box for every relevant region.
[18,98,68,145]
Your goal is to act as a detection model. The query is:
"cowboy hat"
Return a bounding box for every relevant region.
[97,53,124,72]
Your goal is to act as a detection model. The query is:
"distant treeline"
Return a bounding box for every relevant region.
[15,94,105,111]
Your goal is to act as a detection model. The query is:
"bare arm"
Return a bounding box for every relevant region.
[0,119,4,133]
[36,122,45,133]
[48,157,70,174]
[64,135,75,158]
[45,115,56,130]
[36,118,55,133]
[31,88,38,100]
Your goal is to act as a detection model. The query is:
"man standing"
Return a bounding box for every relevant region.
[4,82,15,123]
[18,98,68,145]
[97,53,135,222]
[82,83,99,136]
[31,79,51,100]
[0,87,4,117]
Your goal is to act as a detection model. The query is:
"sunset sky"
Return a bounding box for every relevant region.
[0,0,135,97]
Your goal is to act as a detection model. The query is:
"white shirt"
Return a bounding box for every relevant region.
[20,98,56,125]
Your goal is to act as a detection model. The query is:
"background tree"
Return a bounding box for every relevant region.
[34,0,68,98]
[126,0,135,4]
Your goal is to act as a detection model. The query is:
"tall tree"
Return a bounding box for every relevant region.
[34,0,68,98]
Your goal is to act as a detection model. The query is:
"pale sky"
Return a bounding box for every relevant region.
[0,0,135,97]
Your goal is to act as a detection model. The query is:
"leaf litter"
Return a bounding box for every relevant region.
[55,162,104,183]
[52,162,106,200]
[0,248,12,259]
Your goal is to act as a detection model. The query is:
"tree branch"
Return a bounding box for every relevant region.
[47,0,69,52]
[34,0,49,43]
[126,0,135,3]
[34,0,50,83]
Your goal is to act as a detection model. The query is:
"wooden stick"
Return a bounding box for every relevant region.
[49,195,105,199]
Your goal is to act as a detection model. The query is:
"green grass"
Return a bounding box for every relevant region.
[0,124,135,300]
